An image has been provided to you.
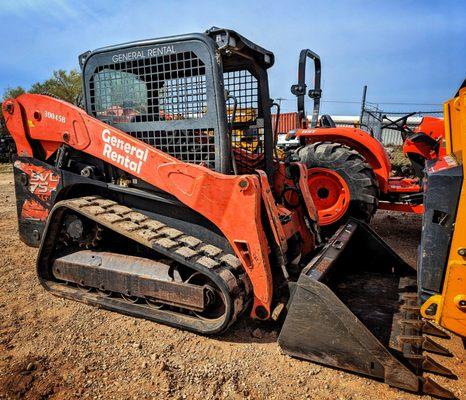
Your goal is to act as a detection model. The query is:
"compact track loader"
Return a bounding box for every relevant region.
[2,28,464,398]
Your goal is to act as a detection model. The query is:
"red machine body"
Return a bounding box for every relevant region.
[280,113,445,223]
[403,116,446,160]
[293,120,444,215]
[282,49,444,227]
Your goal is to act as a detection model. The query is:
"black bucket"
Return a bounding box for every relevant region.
[278,219,455,398]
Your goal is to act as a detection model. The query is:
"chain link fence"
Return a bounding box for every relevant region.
[355,106,443,146]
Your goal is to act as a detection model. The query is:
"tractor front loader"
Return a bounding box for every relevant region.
[2,28,461,398]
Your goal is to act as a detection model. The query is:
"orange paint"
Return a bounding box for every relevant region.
[3,94,319,321]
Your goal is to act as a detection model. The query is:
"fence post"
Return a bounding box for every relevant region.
[359,85,367,127]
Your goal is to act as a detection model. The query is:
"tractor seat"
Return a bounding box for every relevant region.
[409,132,439,149]
[320,114,336,128]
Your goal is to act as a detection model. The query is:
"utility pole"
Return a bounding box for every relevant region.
[275,97,286,107]
[359,85,367,127]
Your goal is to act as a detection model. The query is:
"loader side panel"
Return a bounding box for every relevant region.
[418,158,462,303]
[12,157,62,247]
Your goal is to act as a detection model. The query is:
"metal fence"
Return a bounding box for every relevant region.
[331,113,405,144]
[274,110,444,147]
[356,107,443,146]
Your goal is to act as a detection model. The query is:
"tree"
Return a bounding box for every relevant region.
[0,71,83,162]
[2,86,27,100]
[29,69,82,105]
[0,70,83,132]
[0,86,27,139]
[0,87,27,161]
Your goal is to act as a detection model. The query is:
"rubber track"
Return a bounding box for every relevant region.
[39,196,251,335]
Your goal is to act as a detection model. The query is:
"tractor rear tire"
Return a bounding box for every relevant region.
[296,142,379,234]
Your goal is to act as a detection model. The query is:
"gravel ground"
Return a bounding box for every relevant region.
[0,164,464,400]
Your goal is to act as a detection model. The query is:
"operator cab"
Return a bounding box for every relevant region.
[79,27,275,177]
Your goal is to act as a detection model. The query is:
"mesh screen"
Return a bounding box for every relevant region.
[90,51,207,122]
[128,129,215,165]
[88,50,215,168]
[224,69,264,173]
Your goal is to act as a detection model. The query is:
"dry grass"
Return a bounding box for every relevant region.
[0,163,12,174]
[385,145,415,176]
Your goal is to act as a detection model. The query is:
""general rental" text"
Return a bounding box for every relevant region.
[102,129,148,174]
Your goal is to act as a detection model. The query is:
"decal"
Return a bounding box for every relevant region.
[44,110,66,124]
[14,161,60,221]
[29,170,60,196]
[111,45,176,63]
[428,155,459,174]
[21,199,48,221]
[101,128,148,174]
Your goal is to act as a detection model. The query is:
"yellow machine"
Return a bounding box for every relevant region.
[420,83,466,337]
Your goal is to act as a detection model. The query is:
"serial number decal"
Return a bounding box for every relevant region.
[44,110,66,124]
[101,129,148,174]
[111,45,176,63]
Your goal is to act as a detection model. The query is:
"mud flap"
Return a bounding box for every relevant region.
[278,219,455,398]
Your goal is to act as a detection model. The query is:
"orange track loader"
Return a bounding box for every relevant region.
[2,28,464,398]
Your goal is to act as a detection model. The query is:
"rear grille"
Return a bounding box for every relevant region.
[128,129,215,167]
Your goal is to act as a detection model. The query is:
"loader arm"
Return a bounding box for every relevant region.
[2,93,295,319]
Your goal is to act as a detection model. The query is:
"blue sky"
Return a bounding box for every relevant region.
[0,0,464,115]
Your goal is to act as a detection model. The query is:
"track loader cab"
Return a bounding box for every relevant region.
[79,27,275,178]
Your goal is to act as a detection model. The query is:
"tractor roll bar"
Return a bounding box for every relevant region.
[291,49,322,128]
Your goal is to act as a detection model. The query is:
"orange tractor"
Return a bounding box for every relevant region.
[281,50,445,230]
[2,28,463,398]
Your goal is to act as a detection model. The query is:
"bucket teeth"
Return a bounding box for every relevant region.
[405,354,455,377]
[400,318,424,331]
[422,336,453,357]
[400,304,421,314]
[399,319,451,339]
[397,335,453,357]
[400,291,418,298]
[422,377,457,399]
[423,321,451,339]
[400,292,419,306]
[422,355,455,377]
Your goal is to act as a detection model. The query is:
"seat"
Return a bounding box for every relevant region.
[320,114,336,128]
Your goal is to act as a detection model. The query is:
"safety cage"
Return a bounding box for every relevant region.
[80,29,275,175]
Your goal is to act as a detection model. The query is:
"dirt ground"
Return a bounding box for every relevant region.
[0,163,464,400]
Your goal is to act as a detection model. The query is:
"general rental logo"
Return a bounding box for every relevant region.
[101,129,148,174]
[111,45,176,63]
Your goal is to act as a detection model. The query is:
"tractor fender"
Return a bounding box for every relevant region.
[295,127,391,193]
[403,116,445,160]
